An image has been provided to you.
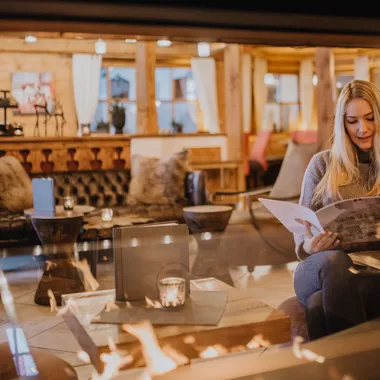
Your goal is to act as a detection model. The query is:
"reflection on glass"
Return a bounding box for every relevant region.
[6,326,40,378]
[99,68,108,101]
[173,68,196,100]
[122,102,137,134]
[155,68,172,101]
[109,67,136,100]
[157,102,173,130]
[90,102,108,131]
[174,102,197,133]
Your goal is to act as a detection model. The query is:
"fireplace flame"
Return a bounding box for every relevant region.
[122,320,178,376]
[199,344,228,359]
[145,297,163,309]
[292,336,325,363]
[71,258,99,291]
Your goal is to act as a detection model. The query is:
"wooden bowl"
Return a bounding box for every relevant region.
[183,205,233,233]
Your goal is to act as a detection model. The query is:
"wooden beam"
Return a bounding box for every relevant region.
[136,41,158,135]
[224,44,245,190]
[315,48,336,150]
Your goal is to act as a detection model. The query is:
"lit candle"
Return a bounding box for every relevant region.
[158,277,186,308]
[63,196,75,211]
[101,208,113,222]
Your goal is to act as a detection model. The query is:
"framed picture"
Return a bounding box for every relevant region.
[11,72,55,114]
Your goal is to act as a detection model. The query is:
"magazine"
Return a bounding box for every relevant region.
[259,196,380,253]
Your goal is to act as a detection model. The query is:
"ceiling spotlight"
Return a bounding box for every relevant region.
[197,42,210,57]
[25,35,37,43]
[157,39,172,47]
[95,39,107,54]
[125,38,137,44]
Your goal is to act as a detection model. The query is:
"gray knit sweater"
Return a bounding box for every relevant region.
[294,149,373,260]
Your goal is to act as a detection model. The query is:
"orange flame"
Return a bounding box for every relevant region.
[122,320,178,376]
[292,336,325,363]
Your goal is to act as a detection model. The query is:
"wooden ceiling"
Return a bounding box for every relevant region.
[0,31,380,72]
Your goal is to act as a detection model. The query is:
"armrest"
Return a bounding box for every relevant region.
[208,186,273,203]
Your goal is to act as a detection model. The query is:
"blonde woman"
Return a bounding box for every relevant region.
[294,79,380,340]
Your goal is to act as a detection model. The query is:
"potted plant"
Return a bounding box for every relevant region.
[111,101,126,134]
[171,119,184,134]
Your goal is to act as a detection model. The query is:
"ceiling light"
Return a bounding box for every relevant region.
[95,39,107,54]
[25,35,37,43]
[125,38,137,44]
[312,74,318,86]
[197,42,210,57]
[157,39,172,47]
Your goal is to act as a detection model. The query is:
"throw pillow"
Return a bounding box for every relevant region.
[269,139,319,200]
[127,150,188,205]
[0,155,33,212]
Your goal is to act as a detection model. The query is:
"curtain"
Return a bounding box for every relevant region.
[354,56,370,81]
[299,59,314,130]
[72,54,102,136]
[253,57,268,132]
[241,53,252,133]
[191,57,220,133]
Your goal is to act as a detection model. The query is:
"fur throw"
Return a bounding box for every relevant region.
[0,156,33,212]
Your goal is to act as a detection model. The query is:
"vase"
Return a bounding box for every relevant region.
[112,111,126,134]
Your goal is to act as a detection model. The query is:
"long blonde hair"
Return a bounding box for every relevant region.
[312,79,380,206]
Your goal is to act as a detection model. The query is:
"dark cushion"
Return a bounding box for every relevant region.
[0,342,77,379]
[277,295,309,343]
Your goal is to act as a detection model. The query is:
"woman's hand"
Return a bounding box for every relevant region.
[302,220,340,255]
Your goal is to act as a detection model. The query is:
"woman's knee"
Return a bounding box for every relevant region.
[324,250,353,272]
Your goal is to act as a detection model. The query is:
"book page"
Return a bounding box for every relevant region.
[258,198,324,234]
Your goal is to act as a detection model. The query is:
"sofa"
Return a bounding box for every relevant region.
[0,154,208,248]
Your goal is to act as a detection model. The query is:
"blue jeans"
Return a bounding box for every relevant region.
[294,250,380,338]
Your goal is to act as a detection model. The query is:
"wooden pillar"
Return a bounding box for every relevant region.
[224,44,245,190]
[136,41,158,134]
[315,48,336,151]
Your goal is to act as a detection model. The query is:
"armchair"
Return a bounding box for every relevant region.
[208,139,320,259]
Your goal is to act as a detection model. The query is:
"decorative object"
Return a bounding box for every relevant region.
[0,90,19,137]
[101,208,113,222]
[171,119,183,134]
[127,150,188,205]
[11,72,54,115]
[81,123,91,136]
[158,276,186,308]
[63,196,75,211]
[111,101,126,134]
[95,120,110,133]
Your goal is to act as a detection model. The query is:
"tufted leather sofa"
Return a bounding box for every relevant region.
[0,168,208,247]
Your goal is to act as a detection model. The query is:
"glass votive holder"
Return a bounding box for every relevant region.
[63,196,75,211]
[158,277,186,308]
[101,208,113,222]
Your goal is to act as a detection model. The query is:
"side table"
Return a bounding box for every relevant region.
[183,205,234,286]
[30,211,85,306]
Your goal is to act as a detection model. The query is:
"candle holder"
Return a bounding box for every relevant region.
[158,277,186,308]
[63,196,75,211]
[101,208,113,222]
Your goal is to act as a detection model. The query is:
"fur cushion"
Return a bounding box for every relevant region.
[127,151,188,205]
[0,156,33,212]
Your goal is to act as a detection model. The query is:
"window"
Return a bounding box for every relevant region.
[336,73,354,97]
[264,73,299,132]
[91,67,136,134]
[155,67,198,133]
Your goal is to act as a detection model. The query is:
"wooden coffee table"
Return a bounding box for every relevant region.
[62,278,290,374]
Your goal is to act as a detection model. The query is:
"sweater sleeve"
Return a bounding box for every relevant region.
[294,151,328,261]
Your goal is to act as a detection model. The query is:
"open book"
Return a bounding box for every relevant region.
[259,196,380,254]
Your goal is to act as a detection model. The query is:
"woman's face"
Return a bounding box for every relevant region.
[345,98,376,151]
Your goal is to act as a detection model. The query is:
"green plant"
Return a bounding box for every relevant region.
[171,119,183,134]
